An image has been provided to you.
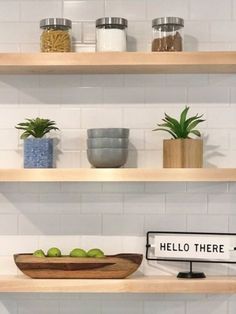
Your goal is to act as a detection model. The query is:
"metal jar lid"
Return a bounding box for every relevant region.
[152,17,184,28]
[96,17,128,28]
[40,18,72,29]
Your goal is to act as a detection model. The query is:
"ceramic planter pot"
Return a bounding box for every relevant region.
[87,148,128,168]
[163,139,203,168]
[24,138,53,168]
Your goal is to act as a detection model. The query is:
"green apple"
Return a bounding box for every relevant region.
[47,247,61,257]
[70,248,87,258]
[33,249,45,258]
[87,248,105,258]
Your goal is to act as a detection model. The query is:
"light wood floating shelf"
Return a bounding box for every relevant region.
[1,52,236,74]
[1,275,236,293]
[1,168,236,182]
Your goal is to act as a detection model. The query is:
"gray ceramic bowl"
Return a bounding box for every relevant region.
[87,138,129,149]
[87,128,130,139]
[87,148,128,168]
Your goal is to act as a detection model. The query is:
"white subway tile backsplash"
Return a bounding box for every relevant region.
[18,300,59,314]
[145,183,186,193]
[187,183,228,193]
[82,21,96,43]
[102,182,144,193]
[20,1,62,22]
[61,129,81,151]
[124,108,164,129]
[208,194,236,214]
[38,235,81,253]
[0,215,18,235]
[71,22,82,43]
[145,87,187,106]
[144,214,187,232]
[64,0,104,21]
[185,21,210,43]
[147,0,189,20]
[186,300,228,314]
[0,1,235,312]
[102,214,144,235]
[188,86,230,107]
[0,235,38,255]
[0,300,17,314]
[190,0,231,20]
[61,182,102,193]
[166,193,207,214]
[62,87,103,105]
[105,0,146,21]
[81,74,123,88]
[124,193,164,214]
[81,108,122,128]
[104,87,145,106]
[60,299,101,314]
[124,74,165,87]
[187,215,229,232]
[144,301,185,314]
[19,214,61,235]
[0,1,20,22]
[61,214,102,235]
[81,193,123,214]
[81,235,123,254]
[211,21,236,42]
[40,193,81,213]
[0,130,18,150]
[229,216,236,232]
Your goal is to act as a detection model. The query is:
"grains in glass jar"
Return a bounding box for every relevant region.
[40,18,72,53]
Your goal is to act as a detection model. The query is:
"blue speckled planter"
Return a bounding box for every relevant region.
[24,138,53,168]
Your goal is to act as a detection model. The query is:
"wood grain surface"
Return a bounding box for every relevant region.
[14,254,143,279]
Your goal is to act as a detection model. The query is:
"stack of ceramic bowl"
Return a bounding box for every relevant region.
[87,128,129,168]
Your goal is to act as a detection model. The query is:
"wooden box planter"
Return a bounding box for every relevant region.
[163,139,203,168]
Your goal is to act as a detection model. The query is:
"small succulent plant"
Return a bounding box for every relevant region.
[15,117,59,139]
[153,106,205,139]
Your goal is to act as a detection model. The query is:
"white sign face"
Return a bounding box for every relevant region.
[154,235,231,260]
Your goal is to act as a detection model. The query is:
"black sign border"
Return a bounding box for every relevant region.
[146,231,236,264]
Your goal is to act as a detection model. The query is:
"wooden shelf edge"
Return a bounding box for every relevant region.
[0,52,236,74]
[0,168,236,182]
[1,275,236,293]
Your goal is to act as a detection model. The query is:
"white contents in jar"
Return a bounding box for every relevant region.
[96,28,127,52]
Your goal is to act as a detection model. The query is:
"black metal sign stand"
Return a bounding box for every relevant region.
[146,231,236,279]
[177,261,205,279]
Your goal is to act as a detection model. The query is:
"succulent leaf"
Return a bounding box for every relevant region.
[153,107,204,139]
[16,118,59,139]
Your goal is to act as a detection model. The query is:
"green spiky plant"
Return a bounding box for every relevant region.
[153,106,205,139]
[15,117,59,139]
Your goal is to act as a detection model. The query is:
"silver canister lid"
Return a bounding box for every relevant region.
[40,18,72,29]
[96,17,128,28]
[152,17,184,28]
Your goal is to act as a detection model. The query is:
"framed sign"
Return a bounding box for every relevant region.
[146,231,236,279]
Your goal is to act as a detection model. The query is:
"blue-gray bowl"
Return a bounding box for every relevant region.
[87,138,129,149]
[87,128,129,138]
[87,148,128,168]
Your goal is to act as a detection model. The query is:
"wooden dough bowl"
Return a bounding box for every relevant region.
[14,253,143,279]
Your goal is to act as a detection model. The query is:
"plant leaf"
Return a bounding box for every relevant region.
[180,106,189,129]
[187,119,205,132]
[190,130,201,137]
[152,128,177,139]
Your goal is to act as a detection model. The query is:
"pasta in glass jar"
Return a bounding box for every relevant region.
[40,18,72,52]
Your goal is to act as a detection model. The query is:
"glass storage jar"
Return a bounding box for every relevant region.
[152,17,184,52]
[96,17,128,52]
[40,18,72,52]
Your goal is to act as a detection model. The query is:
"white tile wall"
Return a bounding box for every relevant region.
[0,0,235,313]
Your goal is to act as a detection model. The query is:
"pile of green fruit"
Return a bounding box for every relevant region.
[33,247,105,258]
